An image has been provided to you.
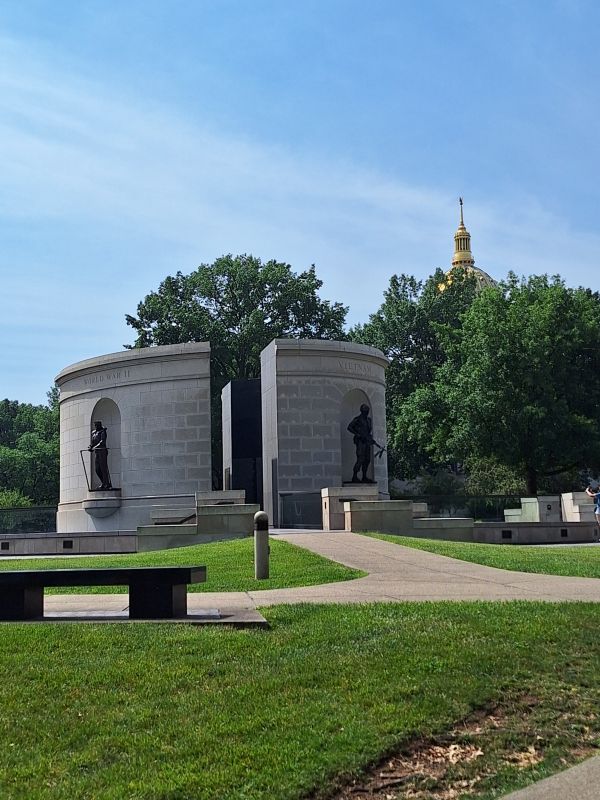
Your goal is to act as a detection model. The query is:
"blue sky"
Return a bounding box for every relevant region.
[1,0,599,404]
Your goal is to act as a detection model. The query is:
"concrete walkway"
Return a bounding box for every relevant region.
[191,528,600,609]
[499,755,600,799]
[45,530,600,615]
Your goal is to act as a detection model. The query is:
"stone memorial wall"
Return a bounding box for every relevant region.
[260,339,388,525]
[55,343,212,533]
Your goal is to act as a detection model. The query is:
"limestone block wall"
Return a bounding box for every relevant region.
[56,343,211,532]
[261,339,388,525]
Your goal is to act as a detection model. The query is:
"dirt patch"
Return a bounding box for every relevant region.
[318,695,599,800]
[324,724,493,799]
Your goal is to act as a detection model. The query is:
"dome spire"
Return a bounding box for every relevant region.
[438,199,497,293]
[452,196,475,268]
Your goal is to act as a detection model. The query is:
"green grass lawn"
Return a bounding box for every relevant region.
[0,602,599,800]
[0,537,364,594]
[367,532,600,579]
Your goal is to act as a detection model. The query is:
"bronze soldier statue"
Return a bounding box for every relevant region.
[89,420,112,490]
[347,404,377,483]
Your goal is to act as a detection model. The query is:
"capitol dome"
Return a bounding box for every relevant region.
[438,198,497,291]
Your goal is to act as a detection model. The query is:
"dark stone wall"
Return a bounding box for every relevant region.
[229,379,262,505]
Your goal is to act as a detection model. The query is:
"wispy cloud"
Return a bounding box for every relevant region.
[1,34,599,402]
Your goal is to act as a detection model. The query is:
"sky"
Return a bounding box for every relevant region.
[1,0,599,405]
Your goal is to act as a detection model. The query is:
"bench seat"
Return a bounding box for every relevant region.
[0,566,206,620]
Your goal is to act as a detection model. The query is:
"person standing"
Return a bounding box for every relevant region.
[585,484,600,534]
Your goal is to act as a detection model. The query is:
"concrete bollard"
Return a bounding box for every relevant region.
[254,511,269,580]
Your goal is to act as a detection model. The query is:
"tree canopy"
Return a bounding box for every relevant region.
[0,392,59,505]
[126,254,347,380]
[351,267,478,477]
[403,274,600,494]
[126,254,348,483]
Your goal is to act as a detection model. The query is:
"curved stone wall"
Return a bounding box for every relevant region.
[260,339,388,525]
[55,343,211,533]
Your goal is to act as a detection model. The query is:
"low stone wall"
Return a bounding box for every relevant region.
[359,517,598,545]
[57,494,197,534]
[196,503,259,536]
[136,524,250,552]
[149,490,248,525]
[344,500,415,534]
[1,502,260,555]
[474,521,599,544]
[0,531,137,556]
[343,499,599,544]
[138,503,259,551]
[413,518,475,541]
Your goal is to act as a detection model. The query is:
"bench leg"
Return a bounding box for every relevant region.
[128,582,187,619]
[0,586,44,620]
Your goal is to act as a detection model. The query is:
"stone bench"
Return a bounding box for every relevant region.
[0,566,206,620]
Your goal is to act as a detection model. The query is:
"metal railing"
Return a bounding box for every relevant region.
[0,507,57,535]
[393,494,522,521]
[279,492,322,529]
[278,492,523,527]
[80,448,116,491]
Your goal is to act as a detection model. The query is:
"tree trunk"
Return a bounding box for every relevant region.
[526,466,538,496]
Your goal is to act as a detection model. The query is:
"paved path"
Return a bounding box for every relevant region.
[204,529,600,610]
[45,530,600,615]
[499,754,600,799]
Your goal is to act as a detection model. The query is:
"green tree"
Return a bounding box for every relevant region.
[351,268,477,478]
[0,489,33,508]
[126,254,348,483]
[46,384,60,412]
[126,254,347,371]
[413,274,600,495]
[463,456,527,496]
[0,393,59,505]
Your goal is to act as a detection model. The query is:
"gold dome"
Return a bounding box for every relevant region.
[438,198,497,292]
[452,197,475,269]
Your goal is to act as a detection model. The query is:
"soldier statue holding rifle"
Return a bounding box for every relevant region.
[347,404,385,483]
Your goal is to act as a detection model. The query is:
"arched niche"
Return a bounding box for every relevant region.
[89,398,121,490]
[340,388,374,484]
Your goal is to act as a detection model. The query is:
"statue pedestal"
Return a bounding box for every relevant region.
[321,485,380,531]
[82,489,122,519]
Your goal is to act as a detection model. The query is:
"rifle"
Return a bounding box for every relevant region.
[370,437,386,459]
